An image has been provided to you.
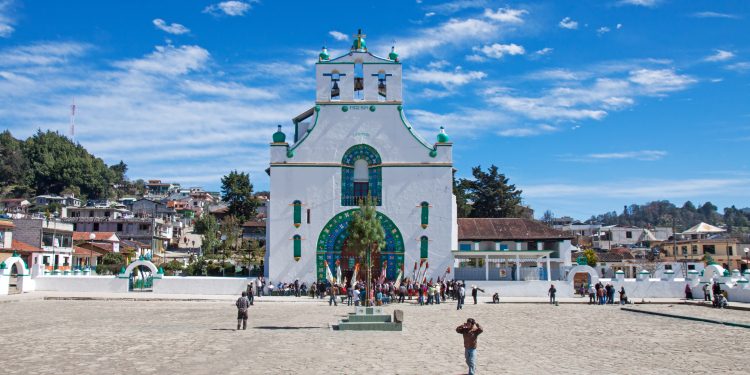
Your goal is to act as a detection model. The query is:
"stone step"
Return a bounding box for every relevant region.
[337,322,402,331]
[344,314,391,323]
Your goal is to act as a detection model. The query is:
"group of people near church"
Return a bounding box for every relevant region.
[585,282,628,305]
[699,282,729,308]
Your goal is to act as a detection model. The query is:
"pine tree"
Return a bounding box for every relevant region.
[347,196,385,306]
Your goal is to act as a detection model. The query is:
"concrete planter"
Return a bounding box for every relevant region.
[731,269,741,278]
[615,271,625,281]
[637,271,650,282]
[662,270,676,281]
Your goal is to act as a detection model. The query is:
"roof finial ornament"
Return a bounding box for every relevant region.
[319,45,330,61]
[352,28,367,52]
[389,40,399,61]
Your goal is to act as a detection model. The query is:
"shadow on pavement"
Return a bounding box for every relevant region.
[253,326,323,330]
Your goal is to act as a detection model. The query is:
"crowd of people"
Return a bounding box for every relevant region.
[578,282,628,305]
[695,282,729,308]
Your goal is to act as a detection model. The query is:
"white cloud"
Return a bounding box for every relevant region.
[597,26,611,35]
[705,49,734,62]
[0,41,91,66]
[618,0,660,7]
[203,1,253,17]
[524,178,750,199]
[0,0,14,38]
[485,65,695,123]
[628,68,696,94]
[582,150,667,161]
[406,67,486,87]
[425,12,436,17]
[483,7,528,24]
[424,0,488,14]
[427,60,451,69]
[114,44,210,76]
[498,124,557,137]
[328,31,348,42]
[726,62,750,72]
[534,47,553,56]
[616,23,623,29]
[559,17,578,30]
[394,17,499,58]
[473,43,524,59]
[0,41,313,189]
[691,11,740,19]
[152,19,190,35]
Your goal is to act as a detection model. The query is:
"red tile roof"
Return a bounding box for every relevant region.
[73,232,118,241]
[10,239,43,253]
[0,220,14,228]
[73,245,108,256]
[457,218,574,241]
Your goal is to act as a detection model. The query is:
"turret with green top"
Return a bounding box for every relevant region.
[437,126,449,143]
[273,125,286,143]
[319,46,330,61]
[388,45,399,61]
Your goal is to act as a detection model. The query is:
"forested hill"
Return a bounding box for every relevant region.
[0,130,132,200]
[587,200,750,232]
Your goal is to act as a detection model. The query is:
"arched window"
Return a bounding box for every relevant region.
[420,236,429,260]
[420,201,429,229]
[292,200,302,228]
[341,144,382,206]
[293,235,301,261]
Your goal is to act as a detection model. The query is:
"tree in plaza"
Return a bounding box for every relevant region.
[347,196,385,306]
[452,172,473,218]
[0,130,29,192]
[582,248,598,268]
[221,170,259,223]
[460,165,524,218]
[194,214,220,255]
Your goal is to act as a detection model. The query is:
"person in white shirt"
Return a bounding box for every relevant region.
[457,283,466,310]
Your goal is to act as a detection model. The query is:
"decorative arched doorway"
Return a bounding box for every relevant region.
[0,254,31,295]
[316,209,404,282]
[566,265,599,287]
[120,259,161,292]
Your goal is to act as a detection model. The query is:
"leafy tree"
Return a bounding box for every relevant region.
[582,248,598,267]
[194,214,220,255]
[347,196,385,305]
[221,170,259,222]
[452,172,472,218]
[460,165,523,218]
[109,160,128,183]
[0,130,29,191]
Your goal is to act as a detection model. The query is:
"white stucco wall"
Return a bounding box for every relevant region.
[267,103,455,284]
[33,276,129,293]
[153,276,255,295]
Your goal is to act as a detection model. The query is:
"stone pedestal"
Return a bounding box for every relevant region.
[636,271,650,282]
[337,307,402,331]
[615,270,625,281]
[662,270,675,281]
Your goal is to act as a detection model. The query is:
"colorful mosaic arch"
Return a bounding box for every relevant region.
[341,144,382,206]
[316,209,404,281]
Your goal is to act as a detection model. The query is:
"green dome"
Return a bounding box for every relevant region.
[389,46,399,61]
[319,47,330,61]
[273,125,286,143]
[437,126,450,143]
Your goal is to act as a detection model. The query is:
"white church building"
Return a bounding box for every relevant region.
[265,31,457,284]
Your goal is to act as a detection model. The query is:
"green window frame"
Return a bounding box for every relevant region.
[420,201,429,229]
[420,236,428,259]
[293,200,302,228]
[293,235,301,261]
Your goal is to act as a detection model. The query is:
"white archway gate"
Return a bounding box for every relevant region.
[119,259,162,292]
[700,264,726,284]
[0,254,33,295]
[566,265,600,286]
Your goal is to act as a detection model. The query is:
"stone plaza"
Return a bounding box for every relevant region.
[0,296,747,374]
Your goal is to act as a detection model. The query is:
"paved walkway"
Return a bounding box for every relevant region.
[0,295,748,374]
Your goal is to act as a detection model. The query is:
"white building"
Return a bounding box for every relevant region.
[266,31,456,284]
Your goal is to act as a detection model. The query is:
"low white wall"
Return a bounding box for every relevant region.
[727,288,750,303]
[153,276,256,295]
[471,281,574,298]
[33,276,129,293]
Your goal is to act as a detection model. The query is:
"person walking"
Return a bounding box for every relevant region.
[619,286,628,305]
[548,284,557,305]
[457,283,465,310]
[235,291,251,330]
[684,284,693,300]
[456,318,483,375]
[702,283,711,301]
[471,286,478,305]
[588,284,596,305]
[246,282,254,305]
[347,285,354,306]
[328,284,339,306]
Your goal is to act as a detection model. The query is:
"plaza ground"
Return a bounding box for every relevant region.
[0,296,748,374]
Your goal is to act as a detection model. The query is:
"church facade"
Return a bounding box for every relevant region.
[265,31,457,284]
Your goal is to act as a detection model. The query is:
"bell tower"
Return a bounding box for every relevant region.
[315,29,402,103]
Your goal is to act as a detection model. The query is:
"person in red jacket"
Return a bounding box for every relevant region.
[456,318,483,375]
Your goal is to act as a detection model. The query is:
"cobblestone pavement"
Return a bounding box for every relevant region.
[0,299,747,374]
[630,303,750,324]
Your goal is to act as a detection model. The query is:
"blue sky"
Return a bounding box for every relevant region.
[1,0,749,220]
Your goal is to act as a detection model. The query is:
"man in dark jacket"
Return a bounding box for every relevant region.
[456,318,483,375]
[235,291,250,330]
